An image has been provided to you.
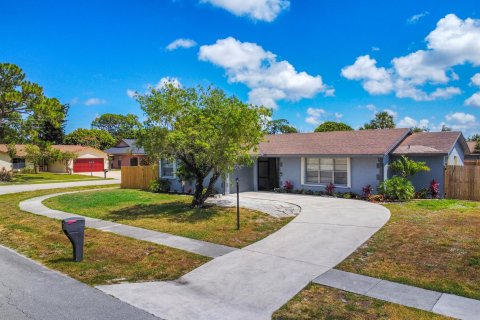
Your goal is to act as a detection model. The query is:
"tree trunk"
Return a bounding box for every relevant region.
[191,172,221,208]
[191,175,205,208]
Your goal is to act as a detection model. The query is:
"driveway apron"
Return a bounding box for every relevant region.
[98,192,390,320]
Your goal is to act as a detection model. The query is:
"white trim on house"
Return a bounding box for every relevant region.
[301,157,351,188]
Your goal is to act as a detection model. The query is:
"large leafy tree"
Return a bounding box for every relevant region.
[91,113,141,140]
[37,103,69,144]
[138,84,271,207]
[361,112,395,130]
[64,128,115,150]
[0,63,65,143]
[314,121,353,132]
[266,119,298,134]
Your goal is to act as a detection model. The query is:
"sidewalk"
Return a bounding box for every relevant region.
[314,269,480,320]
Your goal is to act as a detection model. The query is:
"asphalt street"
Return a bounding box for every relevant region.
[0,245,158,320]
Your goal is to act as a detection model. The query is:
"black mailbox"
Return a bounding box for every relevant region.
[62,217,85,262]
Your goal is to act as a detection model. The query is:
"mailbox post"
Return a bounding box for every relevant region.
[62,217,85,262]
[89,160,94,177]
[236,177,240,230]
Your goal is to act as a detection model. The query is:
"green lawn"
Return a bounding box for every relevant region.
[1,172,104,185]
[0,186,208,286]
[338,199,480,299]
[273,284,450,320]
[44,189,293,248]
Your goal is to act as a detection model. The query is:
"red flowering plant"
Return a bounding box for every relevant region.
[283,180,294,192]
[325,182,335,196]
[429,179,440,199]
[362,184,373,199]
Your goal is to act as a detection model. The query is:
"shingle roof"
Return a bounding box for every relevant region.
[391,131,463,155]
[255,128,410,156]
[105,139,145,155]
[467,141,479,154]
[0,144,106,157]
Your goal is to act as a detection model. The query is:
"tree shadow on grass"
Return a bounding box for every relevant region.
[107,202,225,223]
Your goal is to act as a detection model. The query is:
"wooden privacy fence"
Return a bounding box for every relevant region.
[445,164,480,201]
[121,165,158,189]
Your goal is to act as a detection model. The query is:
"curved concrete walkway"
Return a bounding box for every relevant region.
[20,190,236,258]
[96,192,390,320]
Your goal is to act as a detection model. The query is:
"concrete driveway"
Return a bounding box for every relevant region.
[0,179,119,196]
[98,192,390,320]
[0,245,157,320]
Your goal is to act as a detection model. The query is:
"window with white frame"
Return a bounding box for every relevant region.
[305,158,349,186]
[160,159,176,178]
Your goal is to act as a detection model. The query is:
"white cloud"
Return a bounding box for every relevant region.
[84,98,107,106]
[305,107,326,125]
[126,89,136,98]
[126,77,182,99]
[471,73,480,87]
[343,14,480,102]
[398,116,430,128]
[446,112,476,124]
[358,104,399,118]
[334,112,343,120]
[383,108,398,117]
[153,77,182,90]
[201,0,290,22]
[407,11,429,24]
[371,46,380,52]
[465,92,480,107]
[341,55,393,95]
[199,37,330,109]
[166,38,197,51]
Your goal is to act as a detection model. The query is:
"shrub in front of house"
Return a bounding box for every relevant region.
[429,179,440,199]
[283,180,294,192]
[149,178,171,193]
[378,176,415,201]
[325,182,335,196]
[0,168,12,182]
[414,188,429,199]
[362,184,373,199]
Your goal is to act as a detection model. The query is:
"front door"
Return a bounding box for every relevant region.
[257,157,279,191]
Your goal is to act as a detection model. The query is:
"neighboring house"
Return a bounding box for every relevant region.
[105,139,147,169]
[465,141,480,161]
[0,144,108,173]
[158,128,470,197]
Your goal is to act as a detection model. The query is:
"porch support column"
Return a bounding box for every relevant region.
[253,158,258,191]
[224,173,230,195]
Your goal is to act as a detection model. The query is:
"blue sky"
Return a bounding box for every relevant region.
[1,0,480,135]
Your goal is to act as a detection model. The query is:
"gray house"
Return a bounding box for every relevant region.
[390,131,469,195]
[159,129,470,197]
